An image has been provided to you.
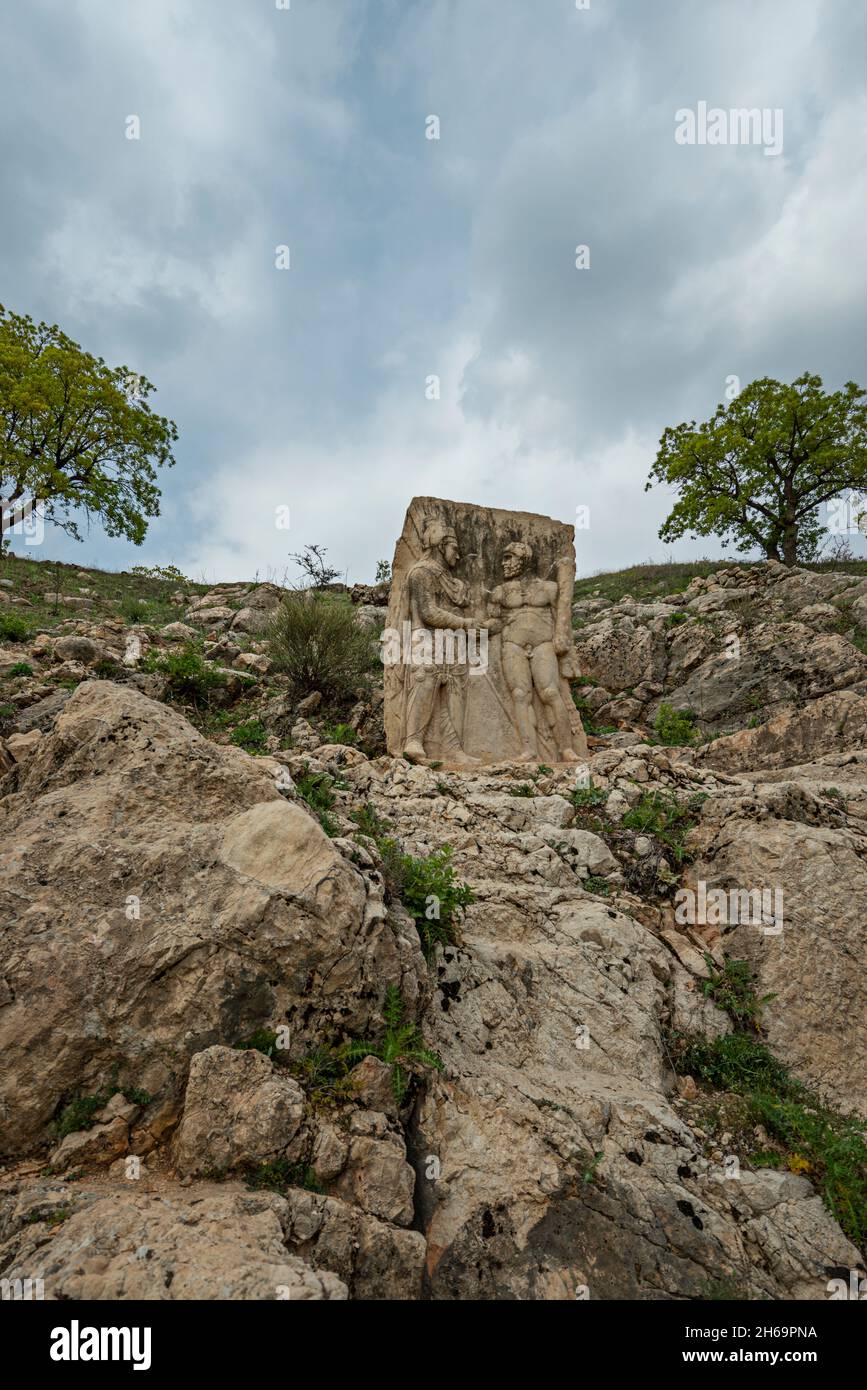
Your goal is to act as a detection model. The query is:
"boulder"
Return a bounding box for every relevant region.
[0,681,425,1155]
[173,1046,305,1175]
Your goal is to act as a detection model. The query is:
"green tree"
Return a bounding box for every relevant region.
[646,373,867,566]
[0,305,177,543]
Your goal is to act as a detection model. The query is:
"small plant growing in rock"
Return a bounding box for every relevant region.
[700,955,776,1031]
[506,782,536,797]
[229,717,268,754]
[653,702,698,746]
[570,783,607,813]
[295,763,340,836]
[322,721,357,746]
[583,875,610,896]
[0,612,30,642]
[243,1156,322,1195]
[7,661,32,677]
[377,841,474,958]
[343,986,442,1101]
[152,644,226,710]
[621,789,706,863]
[349,802,392,840]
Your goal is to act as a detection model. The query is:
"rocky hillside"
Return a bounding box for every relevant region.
[1,553,866,1300]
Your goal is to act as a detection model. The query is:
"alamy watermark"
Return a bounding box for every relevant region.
[674,879,783,935]
[380,623,489,675]
[675,102,783,158]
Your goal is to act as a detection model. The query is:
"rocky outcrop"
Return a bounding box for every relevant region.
[0,680,425,1156]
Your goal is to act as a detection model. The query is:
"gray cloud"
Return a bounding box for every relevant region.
[2,0,865,581]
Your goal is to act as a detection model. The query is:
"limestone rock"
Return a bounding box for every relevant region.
[0,1184,347,1300]
[0,681,425,1155]
[173,1046,305,1175]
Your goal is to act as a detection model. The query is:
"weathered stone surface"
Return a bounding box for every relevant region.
[685,780,867,1113]
[281,1188,425,1299]
[0,681,425,1155]
[384,498,587,766]
[172,1046,305,1175]
[0,1184,347,1300]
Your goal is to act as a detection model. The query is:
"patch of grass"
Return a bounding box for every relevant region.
[120,595,149,624]
[243,1156,323,1195]
[672,1028,867,1250]
[349,802,392,839]
[700,955,777,1031]
[151,644,227,710]
[7,661,33,677]
[289,1045,356,1107]
[377,840,474,959]
[621,789,706,863]
[322,721,357,746]
[229,717,269,754]
[0,612,31,642]
[343,985,442,1101]
[664,611,690,628]
[506,782,536,797]
[295,763,340,835]
[583,875,611,895]
[653,702,699,746]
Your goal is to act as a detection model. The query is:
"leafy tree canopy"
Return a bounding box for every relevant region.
[0,304,177,543]
[646,373,867,565]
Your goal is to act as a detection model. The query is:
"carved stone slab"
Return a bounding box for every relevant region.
[383,497,588,766]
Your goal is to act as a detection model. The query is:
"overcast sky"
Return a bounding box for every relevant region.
[2,0,866,583]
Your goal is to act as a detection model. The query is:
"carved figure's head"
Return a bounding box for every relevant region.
[423,520,460,569]
[502,540,533,579]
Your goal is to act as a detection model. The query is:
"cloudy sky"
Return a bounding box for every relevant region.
[2,0,866,583]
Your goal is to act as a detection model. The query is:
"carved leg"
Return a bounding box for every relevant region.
[531,644,580,761]
[403,667,439,762]
[502,642,537,760]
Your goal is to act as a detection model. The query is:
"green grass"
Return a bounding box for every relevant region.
[295,763,340,835]
[672,956,867,1251]
[377,840,475,959]
[621,789,707,863]
[700,955,777,1030]
[243,1156,323,1195]
[229,717,268,753]
[7,661,33,677]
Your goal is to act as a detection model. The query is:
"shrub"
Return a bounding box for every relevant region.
[0,613,30,642]
[267,591,376,703]
[7,661,32,678]
[378,841,474,958]
[153,645,226,709]
[653,702,699,746]
[120,595,149,623]
[230,718,268,754]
